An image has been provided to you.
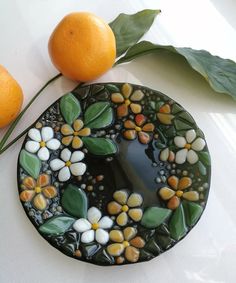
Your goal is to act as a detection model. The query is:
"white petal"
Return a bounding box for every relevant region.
[70,163,86,176]
[174,136,186,148]
[25,141,40,153]
[58,166,71,182]
[87,207,102,224]
[187,150,199,164]
[95,229,109,245]
[50,159,65,171]
[37,147,50,161]
[98,216,113,229]
[71,151,85,163]
[186,129,196,143]
[60,148,71,162]
[81,230,95,244]
[46,139,61,150]
[175,149,188,164]
[73,218,91,233]
[41,127,54,142]
[191,138,206,151]
[160,148,169,161]
[28,128,41,142]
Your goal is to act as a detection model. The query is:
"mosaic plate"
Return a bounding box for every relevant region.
[17,83,211,266]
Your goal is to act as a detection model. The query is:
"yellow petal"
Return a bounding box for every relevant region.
[20,190,35,202]
[107,201,122,215]
[130,103,142,114]
[183,191,199,201]
[123,130,137,140]
[138,131,150,144]
[125,246,140,262]
[42,186,57,199]
[130,90,144,101]
[123,227,137,241]
[116,212,128,226]
[128,208,143,222]
[33,194,47,211]
[73,119,84,132]
[157,113,174,125]
[113,190,128,205]
[124,120,136,129]
[37,174,50,187]
[78,128,91,136]
[61,124,74,135]
[159,104,171,114]
[111,93,124,103]
[159,187,175,200]
[72,136,83,149]
[130,236,145,248]
[23,176,36,190]
[127,193,143,207]
[117,104,128,117]
[122,83,132,99]
[167,196,180,210]
[107,243,124,257]
[168,176,179,190]
[109,230,124,242]
[62,136,73,146]
[142,123,155,132]
[178,177,192,190]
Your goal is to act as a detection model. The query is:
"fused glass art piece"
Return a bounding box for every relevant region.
[17,83,211,266]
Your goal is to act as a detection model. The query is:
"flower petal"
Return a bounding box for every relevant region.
[28,128,41,142]
[42,186,57,198]
[88,207,102,224]
[117,104,128,117]
[20,190,35,202]
[113,190,128,205]
[109,230,124,242]
[62,136,73,146]
[116,212,128,226]
[159,187,175,200]
[58,166,71,182]
[70,162,86,176]
[178,177,192,190]
[130,103,142,114]
[50,159,65,171]
[122,83,132,99]
[187,149,199,164]
[37,147,50,161]
[37,174,50,187]
[23,176,36,189]
[95,228,109,245]
[72,136,83,149]
[124,120,136,129]
[186,129,196,143]
[123,130,137,140]
[157,113,174,125]
[123,227,137,241]
[70,151,85,163]
[174,136,186,148]
[127,193,143,207]
[125,246,139,262]
[98,216,113,229]
[183,191,199,201]
[107,201,122,215]
[135,114,146,127]
[128,208,143,222]
[191,138,206,151]
[25,141,40,153]
[130,90,144,101]
[61,124,74,136]
[46,139,61,150]
[81,230,95,244]
[175,148,188,164]
[159,104,171,114]
[41,127,54,142]
[160,148,170,161]
[167,196,180,210]
[73,218,92,233]
[73,119,84,132]
[130,236,145,248]
[138,131,150,144]
[60,148,71,162]
[142,123,155,132]
[78,128,91,136]
[33,194,47,210]
[111,93,124,103]
[168,176,179,190]
[107,243,124,257]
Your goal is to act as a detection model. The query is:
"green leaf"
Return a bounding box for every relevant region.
[60,93,81,124]
[182,201,203,227]
[141,206,172,228]
[198,151,211,166]
[116,41,236,99]
[61,184,88,218]
[19,149,41,179]
[110,10,160,57]
[106,84,120,93]
[39,215,75,236]
[197,160,207,176]
[82,137,117,156]
[169,204,187,240]
[84,102,113,129]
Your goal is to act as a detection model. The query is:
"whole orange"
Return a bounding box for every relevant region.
[0,65,23,128]
[48,12,116,81]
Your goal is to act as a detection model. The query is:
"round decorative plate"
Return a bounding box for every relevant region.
[17,83,211,266]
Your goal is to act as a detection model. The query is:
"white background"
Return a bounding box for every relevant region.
[0,1,236,282]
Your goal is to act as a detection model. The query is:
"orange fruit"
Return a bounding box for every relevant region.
[48,12,116,82]
[0,65,23,128]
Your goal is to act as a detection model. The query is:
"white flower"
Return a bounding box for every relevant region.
[73,207,113,245]
[174,129,206,164]
[25,127,61,161]
[50,148,86,182]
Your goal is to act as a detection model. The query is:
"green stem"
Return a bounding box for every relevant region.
[0,73,62,151]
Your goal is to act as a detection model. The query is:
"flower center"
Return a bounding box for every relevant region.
[73,131,80,136]
[35,186,42,194]
[40,141,46,147]
[65,161,72,167]
[135,126,142,132]
[122,241,130,248]
[176,190,183,198]
[122,205,129,212]
[184,143,191,150]
[92,223,99,230]
[124,99,131,106]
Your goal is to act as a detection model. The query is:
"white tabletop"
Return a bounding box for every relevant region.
[1,1,236,282]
